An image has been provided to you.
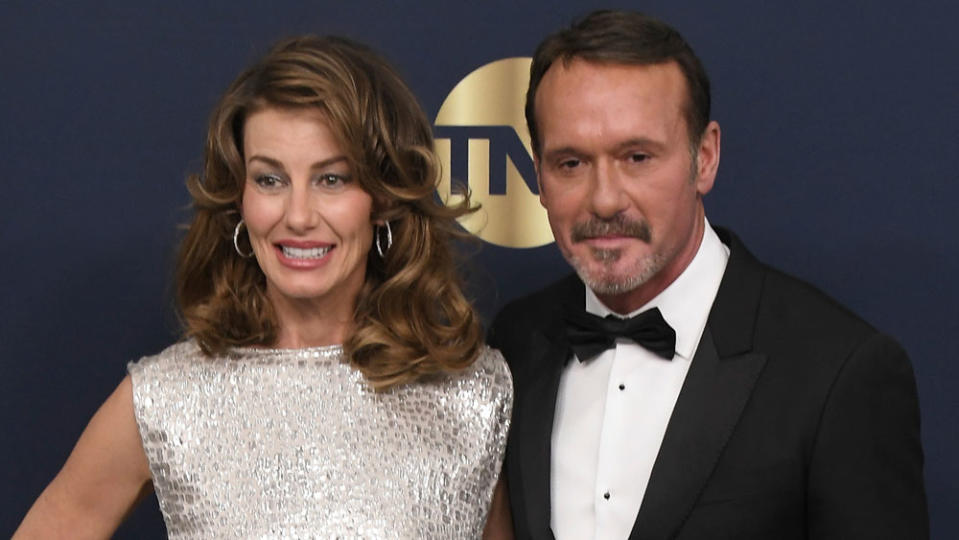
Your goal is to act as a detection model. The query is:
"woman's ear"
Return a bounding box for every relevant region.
[370,200,400,226]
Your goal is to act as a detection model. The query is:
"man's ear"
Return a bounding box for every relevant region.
[695,120,721,196]
[534,155,547,209]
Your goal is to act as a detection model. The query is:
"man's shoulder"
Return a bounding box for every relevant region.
[720,231,886,362]
[766,266,871,321]
[759,264,883,352]
[492,273,580,326]
[487,273,580,353]
[718,227,876,334]
[713,226,895,365]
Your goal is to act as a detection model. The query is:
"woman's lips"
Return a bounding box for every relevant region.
[274,242,334,268]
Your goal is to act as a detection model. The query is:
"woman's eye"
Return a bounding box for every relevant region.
[318,174,349,188]
[254,174,283,188]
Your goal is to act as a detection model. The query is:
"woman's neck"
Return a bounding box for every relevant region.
[268,293,356,349]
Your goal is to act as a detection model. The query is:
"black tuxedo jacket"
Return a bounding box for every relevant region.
[488,228,927,539]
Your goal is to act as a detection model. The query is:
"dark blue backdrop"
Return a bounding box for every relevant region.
[2,1,956,537]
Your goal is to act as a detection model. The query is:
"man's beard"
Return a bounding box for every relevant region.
[566,215,666,295]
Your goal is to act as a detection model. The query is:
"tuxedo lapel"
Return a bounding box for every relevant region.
[629,329,766,539]
[629,228,769,540]
[512,276,581,539]
[514,330,566,539]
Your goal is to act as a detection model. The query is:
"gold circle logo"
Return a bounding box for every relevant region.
[434,57,554,248]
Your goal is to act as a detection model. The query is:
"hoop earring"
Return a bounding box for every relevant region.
[375,221,393,259]
[233,219,254,258]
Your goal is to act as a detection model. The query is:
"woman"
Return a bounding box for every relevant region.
[16,35,512,538]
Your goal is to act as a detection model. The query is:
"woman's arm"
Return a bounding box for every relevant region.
[483,474,515,540]
[14,375,153,539]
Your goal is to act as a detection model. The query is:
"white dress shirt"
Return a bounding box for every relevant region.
[551,220,730,539]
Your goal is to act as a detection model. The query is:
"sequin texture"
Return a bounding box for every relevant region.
[128,341,512,538]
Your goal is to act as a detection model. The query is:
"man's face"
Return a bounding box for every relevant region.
[533,59,719,310]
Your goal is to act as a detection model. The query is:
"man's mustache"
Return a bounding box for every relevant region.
[571,216,651,243]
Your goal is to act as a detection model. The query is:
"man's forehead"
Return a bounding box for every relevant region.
[541,57,685,91]
[537,60,686,119]
[534,59,689,139]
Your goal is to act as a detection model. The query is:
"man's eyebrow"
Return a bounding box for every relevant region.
[541,146,584,162]
[612,138,667,153]
[541,138,668,161]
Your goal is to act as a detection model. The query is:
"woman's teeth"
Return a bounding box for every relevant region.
[280,245,331,259]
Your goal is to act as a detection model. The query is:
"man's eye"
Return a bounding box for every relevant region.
[629,153,649,163]
[559,158,581,170]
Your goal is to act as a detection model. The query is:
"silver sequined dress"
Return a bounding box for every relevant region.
[128,341,512,539]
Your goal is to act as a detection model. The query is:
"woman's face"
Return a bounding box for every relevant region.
[241,106,375,316]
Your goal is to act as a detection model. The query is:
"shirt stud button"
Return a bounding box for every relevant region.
[618,383,625,390]
[603,492,611,500]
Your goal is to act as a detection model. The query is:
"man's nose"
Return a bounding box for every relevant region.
[588,161,628,218]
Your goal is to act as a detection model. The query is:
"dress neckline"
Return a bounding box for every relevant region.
[228,344,345,361]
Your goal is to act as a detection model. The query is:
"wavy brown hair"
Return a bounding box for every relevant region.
[176,35,482,389]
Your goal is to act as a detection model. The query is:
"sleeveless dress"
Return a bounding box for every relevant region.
[127,341,512,539]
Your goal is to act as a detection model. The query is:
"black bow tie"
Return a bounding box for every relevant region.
[565,307,676,362]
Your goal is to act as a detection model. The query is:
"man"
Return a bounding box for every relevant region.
[488,10,927,539]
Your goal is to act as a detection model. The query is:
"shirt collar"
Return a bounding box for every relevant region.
[585,218,730,360]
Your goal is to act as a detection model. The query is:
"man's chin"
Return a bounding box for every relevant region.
[571,254,665,296]
[575,265,639,296]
